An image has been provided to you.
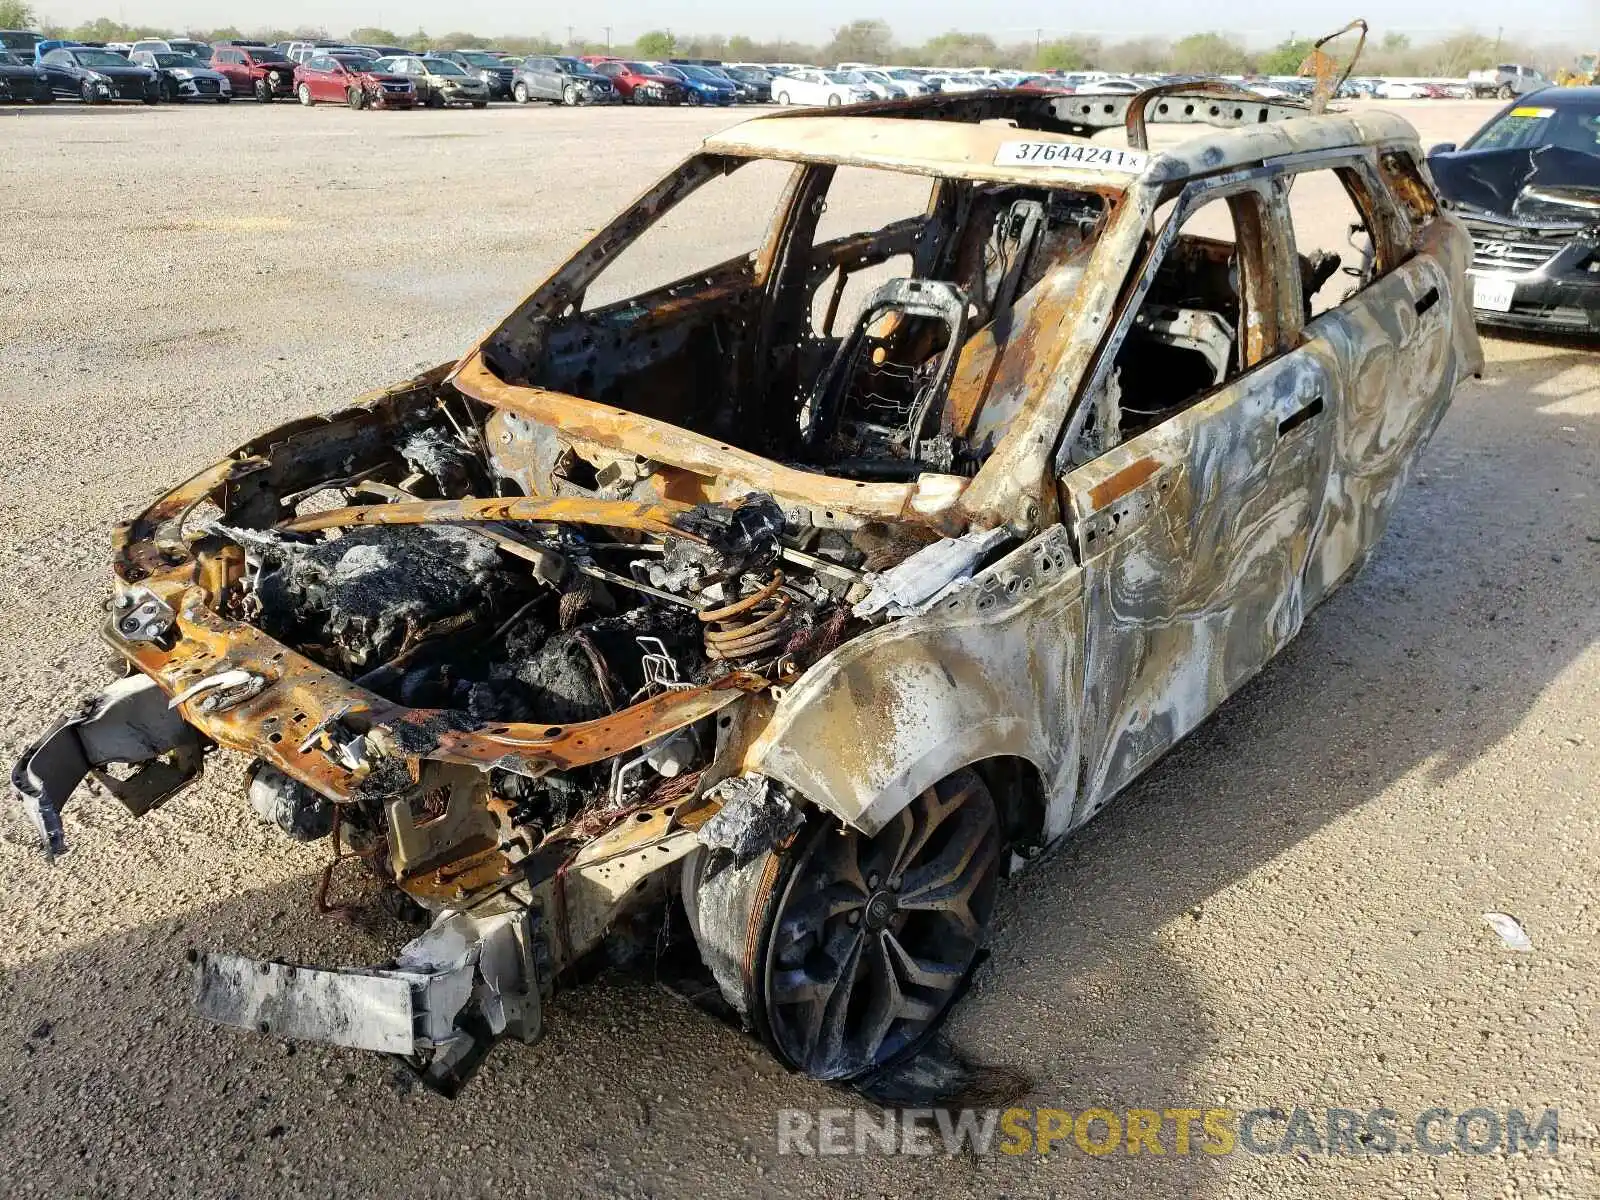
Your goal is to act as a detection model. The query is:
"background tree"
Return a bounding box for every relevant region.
[0,0,36,29]
[634,29,676,58]
[1256,37,1315,76]
[917,30,998,67]
[1169,31,1251,74]
[1032,36,1098,72]
[1101,36,1169,73]
[347,27,401,46]
[822,18,893,64]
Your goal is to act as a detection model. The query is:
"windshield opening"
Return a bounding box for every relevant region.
[480,155,1118,484]
[457,52,501,68]
[425,59,465,75]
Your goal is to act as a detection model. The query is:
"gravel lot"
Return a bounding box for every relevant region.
[0,98,1595,1199]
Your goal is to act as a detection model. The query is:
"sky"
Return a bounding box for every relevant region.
[31,0,1600,45]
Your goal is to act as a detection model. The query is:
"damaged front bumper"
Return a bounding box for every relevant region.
[193,907,549,1095]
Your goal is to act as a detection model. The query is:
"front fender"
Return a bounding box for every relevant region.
[746,530,1084,835]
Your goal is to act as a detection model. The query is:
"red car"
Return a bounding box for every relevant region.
[588,58,686,105]
[1017,74,1074,93]
[210,43,296,101]
[293,51,415,108]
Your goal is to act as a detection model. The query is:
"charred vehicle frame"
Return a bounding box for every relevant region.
[14,80,1481,1093]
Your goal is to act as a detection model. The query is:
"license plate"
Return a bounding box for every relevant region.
[1473,275,1516,313]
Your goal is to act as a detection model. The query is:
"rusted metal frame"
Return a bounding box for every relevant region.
[423,672,766,772]
[278,495,699,540]
[1373,144,1445,254]
[1123,81,1310,151]
[1052,90,1311,145]
[451,351,969,531]
[1052,165,1286,474]
[111,587,768,798]
[114,455,268,582]
[953,187,1142,531]
[1264,147,1405,340]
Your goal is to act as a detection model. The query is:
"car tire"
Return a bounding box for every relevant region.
[347,86,365,110]
[562,82,578,106]
[687,768,1001,1082]
[143,92,158,105]
[32,86,53,104]
[775,91,789,105]
[297,82,312,106]
[686,89,701,106]
[255,78,272,102]
[472,100,487,109]
[827,94,842,107]
[159,78,175,102]
[513,80,528,103]
[80,79,104,105]
[216,94,230,103]
[1498,84,1514,99]
[426,90,445,108]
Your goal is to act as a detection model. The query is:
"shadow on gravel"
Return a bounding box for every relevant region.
[0,349,1595,1199]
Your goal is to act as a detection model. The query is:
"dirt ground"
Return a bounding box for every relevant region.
[0,97,1595,1198]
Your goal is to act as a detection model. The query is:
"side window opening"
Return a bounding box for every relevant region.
[1073,192,1251,461]
[1282,165,1385,318]
[805,167,935,339]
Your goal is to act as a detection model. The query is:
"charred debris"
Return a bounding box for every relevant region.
[203,389,986,857]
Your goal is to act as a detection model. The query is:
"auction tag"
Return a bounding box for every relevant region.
[995,141,1150,173]
[1509,106,1555,119]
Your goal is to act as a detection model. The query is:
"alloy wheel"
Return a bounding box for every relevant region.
[758,769,1000,1079]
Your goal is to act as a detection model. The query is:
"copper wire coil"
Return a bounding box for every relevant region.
[699,571,794,661]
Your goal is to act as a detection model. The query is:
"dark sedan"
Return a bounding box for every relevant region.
[39,45,158,103]
[0,49,50,103]
[1430,87,1600,333]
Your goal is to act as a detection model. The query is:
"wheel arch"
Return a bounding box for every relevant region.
[744,556,1081,842]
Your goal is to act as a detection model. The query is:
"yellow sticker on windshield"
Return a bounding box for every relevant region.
[1509,106,1555,118]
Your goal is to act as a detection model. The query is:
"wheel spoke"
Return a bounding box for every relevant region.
[758,771,999,1079]
[809,929,869,1071]
[850,934,903,1064]
[882,929,966,997]
[891,780,975,878]
[897,811,993,910]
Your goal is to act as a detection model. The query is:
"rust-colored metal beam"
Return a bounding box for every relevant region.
[279,495,700,541]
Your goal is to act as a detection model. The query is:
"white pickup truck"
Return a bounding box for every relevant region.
[1467,64,1548,99]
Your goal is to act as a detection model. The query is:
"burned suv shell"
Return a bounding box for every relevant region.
[13,86,1481,1093]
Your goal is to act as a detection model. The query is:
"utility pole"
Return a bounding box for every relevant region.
[567,25,575,49]
[604,25,612,50]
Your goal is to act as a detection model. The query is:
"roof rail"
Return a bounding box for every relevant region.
[1119,81,1309,149]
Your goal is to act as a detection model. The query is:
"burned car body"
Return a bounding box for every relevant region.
[1430,88,1600,332]
[14,87,1481,1092]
